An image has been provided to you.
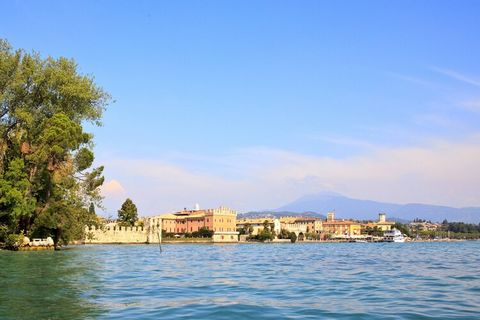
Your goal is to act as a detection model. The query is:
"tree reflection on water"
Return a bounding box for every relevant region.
[0,247,105,320]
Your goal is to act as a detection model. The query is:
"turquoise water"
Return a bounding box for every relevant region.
[1,242,480,319]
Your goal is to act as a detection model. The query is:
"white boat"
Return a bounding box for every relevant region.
[383,228,405,242]
[354,239,368,243]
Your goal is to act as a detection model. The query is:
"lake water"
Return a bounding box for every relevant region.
[1,242,480,319]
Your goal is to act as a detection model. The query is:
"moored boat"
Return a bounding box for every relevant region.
[383,228,405,242]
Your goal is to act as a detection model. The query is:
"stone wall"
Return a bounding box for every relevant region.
[212,231,239,243]
[84,225,149,244]
[84,223,237,244]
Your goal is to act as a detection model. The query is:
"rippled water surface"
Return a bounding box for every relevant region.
[1,242,480,319]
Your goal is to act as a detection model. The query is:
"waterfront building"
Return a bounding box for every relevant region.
[408,220,440,232]
[85,206,239,243]
[363,213,395,232]
[322,212,362,237]
[280,216,322,235]
[149,206,238,242]
[236,216,323,239]
[236,217,274,236]
[150,206,237,233]
[327,212,335,221]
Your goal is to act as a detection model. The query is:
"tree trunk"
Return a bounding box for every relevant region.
[54,228,62,250]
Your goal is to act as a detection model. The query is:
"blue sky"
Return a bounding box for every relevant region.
[2,1,480,216]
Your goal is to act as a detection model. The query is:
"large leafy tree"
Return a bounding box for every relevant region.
[0,39,110,247]
[117,198,138,226]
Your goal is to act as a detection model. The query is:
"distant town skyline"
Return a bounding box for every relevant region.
[2,1,480,215]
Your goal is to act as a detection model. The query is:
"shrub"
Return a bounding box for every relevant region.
[289,232,297,243]
[197,227,214,238]
[4,233,24,250]
[0,225,9,243]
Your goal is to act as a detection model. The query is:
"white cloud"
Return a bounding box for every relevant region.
[387,72,438,87]
[101,179,126,196]
[461,100,480,113]
[431,67,480,87]
[97,135,480,216]
[307,135,377,150]
[99,179,128,217]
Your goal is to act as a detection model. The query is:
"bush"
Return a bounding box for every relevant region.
[277,229,297,243]
[162,227,213,239]
[249,229,275,242]
[197,227,214,238]
[289,232,297,243]
[277,229,290,239]
[0,225,9,243]
[4,233,24,250]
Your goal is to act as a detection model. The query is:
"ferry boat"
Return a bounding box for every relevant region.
[383,228,405,242]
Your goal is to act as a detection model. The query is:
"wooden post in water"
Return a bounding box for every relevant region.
[157,218,162,253]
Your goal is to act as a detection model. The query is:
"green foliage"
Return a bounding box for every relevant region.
[196,227,214,238]
[190,227,214,238]
[277,229,291,239]
[4,233,23,250]
[247,220,275,242]
[277,228,298,242]
[362,226,384,237]
[263,220,271,231]
[0,158,36,234]
[393,223,411,237]
[88,202,95,215]
[258,229,275,242]
[250,225,275,242]
[0,224,8,242]
[408,220,480,239]
[75,148,94,172]
[289,232,297,243]
[304,232,319,240]
[238,223,254,235]
[0,39,110,247]
[117,198,138,226]
[441,220,480,233]
[163,227,214,239]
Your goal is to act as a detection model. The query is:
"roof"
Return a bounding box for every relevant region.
[149,206,236,219]
[237,216,321,224]
[365,221,395,226]
[323,220,361,225]
[157,212,206,220]
[236,217,273,224]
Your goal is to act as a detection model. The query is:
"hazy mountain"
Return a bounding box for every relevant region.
[274,192,480,223]
[238,211,326,220]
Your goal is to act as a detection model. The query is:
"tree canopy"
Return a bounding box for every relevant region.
[117,198,138,226]
[0,39,110,247]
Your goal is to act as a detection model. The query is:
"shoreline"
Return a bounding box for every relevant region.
[3,239,476,251]
[77,238,474,245]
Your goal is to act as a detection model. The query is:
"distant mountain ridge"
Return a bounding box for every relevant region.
[238,211,326,220]
[273,193,480,223]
